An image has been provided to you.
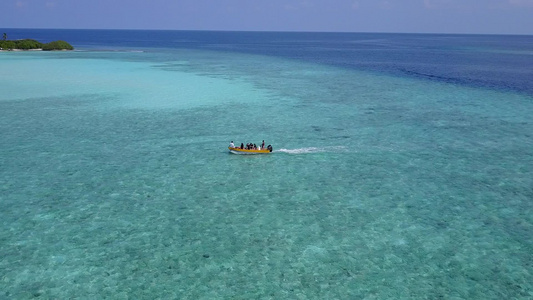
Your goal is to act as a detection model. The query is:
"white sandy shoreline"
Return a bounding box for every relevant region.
[0,48,43,52]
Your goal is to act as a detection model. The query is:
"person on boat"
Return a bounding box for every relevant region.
[229,141,235,148]
[240,143,244,149]
[262,140,265,149]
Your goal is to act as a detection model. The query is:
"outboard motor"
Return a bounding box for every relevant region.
[267,145,273,152]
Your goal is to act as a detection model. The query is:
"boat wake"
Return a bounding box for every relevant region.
[274,146,347,154]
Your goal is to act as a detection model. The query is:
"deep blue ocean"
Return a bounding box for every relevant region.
[1,29,532,299]
[7,29,533,95]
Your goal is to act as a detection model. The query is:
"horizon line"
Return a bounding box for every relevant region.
[2,27,532,37]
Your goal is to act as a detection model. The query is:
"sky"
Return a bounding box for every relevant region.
[1,0,533,34]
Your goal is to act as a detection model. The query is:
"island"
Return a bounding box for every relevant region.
[1,34,74,51]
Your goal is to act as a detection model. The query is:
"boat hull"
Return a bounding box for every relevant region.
[229,147,271,155]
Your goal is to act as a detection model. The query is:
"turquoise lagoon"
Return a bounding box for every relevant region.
[1,32,532,299]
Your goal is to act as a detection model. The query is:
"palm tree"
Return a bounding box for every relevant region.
[2,33,6,41]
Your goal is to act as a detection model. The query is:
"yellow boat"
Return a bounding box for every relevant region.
[229,146,272,154]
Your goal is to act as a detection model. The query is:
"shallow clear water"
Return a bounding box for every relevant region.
[1,31,532,299]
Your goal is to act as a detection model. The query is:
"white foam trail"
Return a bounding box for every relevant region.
[274,146,347,154]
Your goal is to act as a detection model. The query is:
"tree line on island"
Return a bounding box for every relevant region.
[1,33,73,51]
